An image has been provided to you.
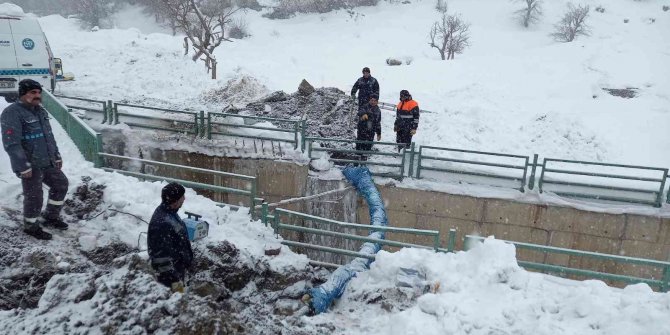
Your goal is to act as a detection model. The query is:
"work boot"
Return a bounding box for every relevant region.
[24,224,53,240]
[41,217,69,230]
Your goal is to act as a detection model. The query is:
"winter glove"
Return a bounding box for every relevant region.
[20,169,33,179]
[361,114,369,121]
[171,281,185,293]
[410,129,417,135]
[376,134,381,141]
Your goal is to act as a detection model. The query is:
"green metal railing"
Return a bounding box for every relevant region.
[98,152,258,213]
[55,95,111,124]
[207,112,303,152]
[305,137,407,179]
[113,103,201,135]
[464,235,670,292]
[416,146,530,192]
[42,92,103,167]
[267,208,444,266]
[48,95,670,208]
[538,158,668,207]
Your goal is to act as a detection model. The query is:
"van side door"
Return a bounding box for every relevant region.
[8,18,50,85]
[0,18,19,91]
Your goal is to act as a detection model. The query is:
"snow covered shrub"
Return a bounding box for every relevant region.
[595,6,605,13]
[386,58,402,66]
[514,0,542,28]
[551,3,590,42]
[67,0,119,29]
[663,5,669,11]
[435,0,448,13]
[228,17,250,39]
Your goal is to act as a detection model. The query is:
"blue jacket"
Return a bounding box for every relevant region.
[147,203,194,282]
[1,102,61,174]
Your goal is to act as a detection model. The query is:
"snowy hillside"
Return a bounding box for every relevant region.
[38,0,670,168]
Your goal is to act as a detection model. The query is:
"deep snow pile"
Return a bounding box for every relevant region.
[306,240,670,335]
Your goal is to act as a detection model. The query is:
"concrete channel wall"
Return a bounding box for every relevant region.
[143,149,670,284]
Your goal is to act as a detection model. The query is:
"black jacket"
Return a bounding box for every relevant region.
[351,76,380,105]
[148,203,194,282]
[1,102,62,175]
[357,103,382,138]
[394,99,420,131]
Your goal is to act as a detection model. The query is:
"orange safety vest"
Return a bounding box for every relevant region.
[396,100,419,113]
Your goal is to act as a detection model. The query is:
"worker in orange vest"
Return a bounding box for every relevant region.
[393,90,420,152]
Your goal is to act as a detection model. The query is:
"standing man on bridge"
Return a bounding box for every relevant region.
[351,67,380,109]
[1,79,69,240]
[356,94,382,158]
[394,90,420,152]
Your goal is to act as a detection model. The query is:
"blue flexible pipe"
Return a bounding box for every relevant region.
[308,166,388,314]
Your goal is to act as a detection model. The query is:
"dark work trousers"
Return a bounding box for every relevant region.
[22,166,68,226]
[356,129,375,153]
[396,128,413,151]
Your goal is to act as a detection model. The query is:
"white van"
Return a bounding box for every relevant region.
[0,4,59,102]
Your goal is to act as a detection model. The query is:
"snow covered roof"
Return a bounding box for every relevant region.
[0,3,25,17]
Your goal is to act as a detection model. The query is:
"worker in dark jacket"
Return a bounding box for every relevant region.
[356,94,382,157]
[394,90,420,152]
[148,182,193,292]
[351,67,380,108]
[1,79,69,240]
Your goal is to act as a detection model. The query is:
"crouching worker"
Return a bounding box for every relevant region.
[1,79,69,240]
[148,182,193,293]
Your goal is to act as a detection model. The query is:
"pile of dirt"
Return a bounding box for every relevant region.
[235,83,359,141]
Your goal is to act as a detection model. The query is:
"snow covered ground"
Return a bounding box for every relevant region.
[2,0,670,333]
[39,0,670,169]
[0,111,668,334]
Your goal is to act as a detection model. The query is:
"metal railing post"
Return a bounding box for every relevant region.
[447,229,456,252]
[433,232,440,252]
[416,145,423,179]
[656,169,668,207]
[408,142,416,177]
[273,212,280,235]
[262,202,269,227]
[113,103,119,124]
[101,101,108,124]
[250,180,257,220]
[300,119,307,152]
[528,154,538,190]
[94,133,104,168]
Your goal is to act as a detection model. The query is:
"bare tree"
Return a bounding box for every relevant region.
[514,0,542,28]
[429,12,470,60]
[162,0,241,79]
[551,3,590,42]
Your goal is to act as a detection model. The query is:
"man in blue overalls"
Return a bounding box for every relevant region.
[1,79,69,240]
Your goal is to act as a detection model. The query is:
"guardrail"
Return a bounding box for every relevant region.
[42,91,103,167]
[113,103,202,136]
[50,95,670,208]
[98,153,260,216]
[537,158,668,207]
[266,207,451,267]
[55,94,112,124]
[416,146,530,192]
[464,235,670,292]
[207,112,305,153]
[305,137,408,179]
